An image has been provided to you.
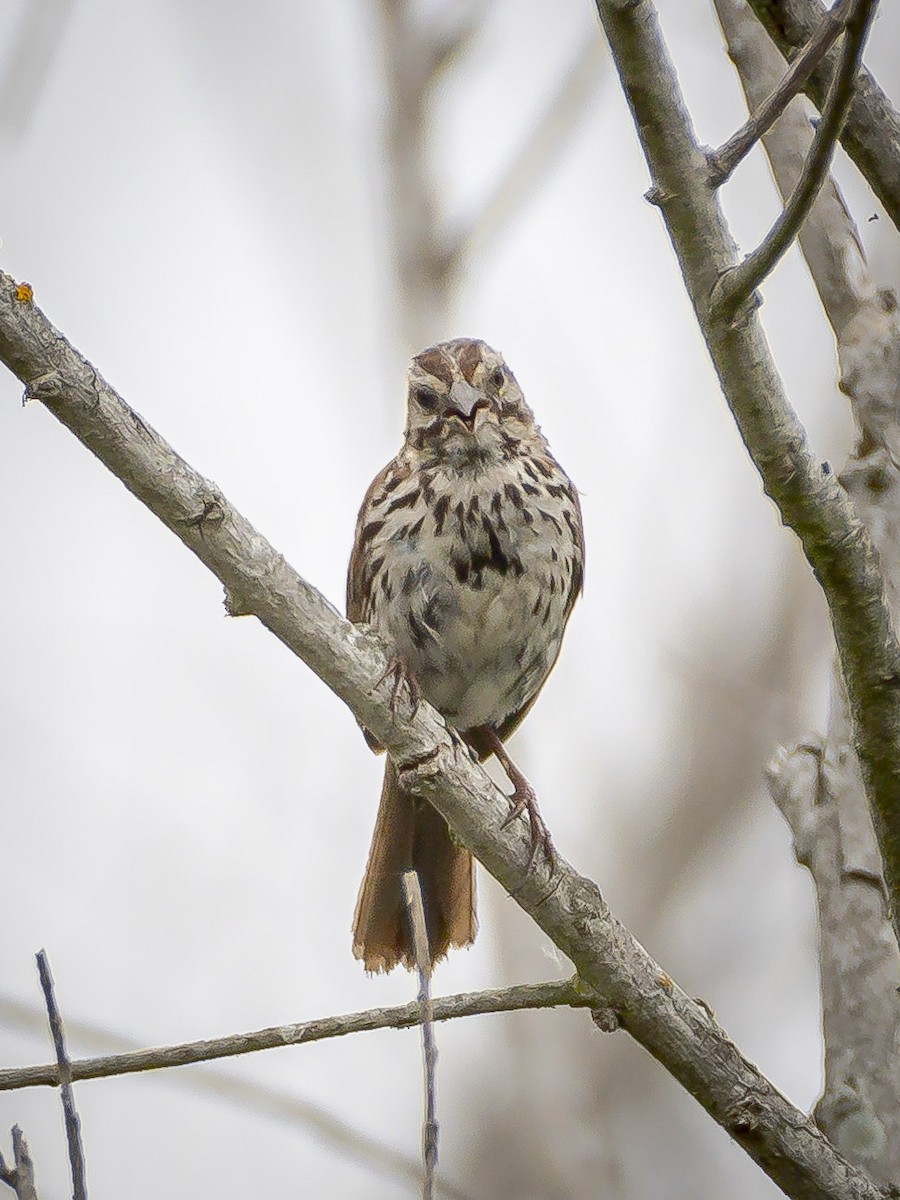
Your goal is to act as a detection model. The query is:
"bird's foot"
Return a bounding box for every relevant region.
[500,777,554,871]
[473,725,555,871]
[375,655,422,719]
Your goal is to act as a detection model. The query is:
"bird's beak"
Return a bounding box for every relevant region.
[447,380,487,421]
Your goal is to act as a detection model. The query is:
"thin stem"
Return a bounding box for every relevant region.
[710,0,851,184]
[403,872,438,1200]
[712,0,877,320]
[35,953,87,1200]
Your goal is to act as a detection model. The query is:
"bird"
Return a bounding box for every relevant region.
[347,337,584,972]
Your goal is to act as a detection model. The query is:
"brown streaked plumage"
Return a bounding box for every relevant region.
[348,338,584,972]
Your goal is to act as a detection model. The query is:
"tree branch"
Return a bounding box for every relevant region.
[745,0,900,232]
[711,0,877,320]
[714,0,900,1180]
[710,0,850,184]
[0,272,881,1198]
[0,996,476,1200]
[592,0,900,961]
[0,1129,39,1200]
[0,980,592,1091]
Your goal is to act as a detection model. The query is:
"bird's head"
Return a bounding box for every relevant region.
[404,338,539,465]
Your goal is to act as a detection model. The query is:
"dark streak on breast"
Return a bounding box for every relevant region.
[385,488,420,515]
[433,494,450,534]
[360,519,386,544]
[455,501,466,538]
[563,508,581,540]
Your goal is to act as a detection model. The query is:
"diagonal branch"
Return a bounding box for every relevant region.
[593,0,900,959]
[0,271,881,1199]
[709,0,851,184]
[711,0,878,320]
[745,0,900,232]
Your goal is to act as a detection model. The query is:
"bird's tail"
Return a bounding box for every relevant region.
[352,759,476,972]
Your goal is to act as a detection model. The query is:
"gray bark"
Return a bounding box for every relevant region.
[715,0,900,1182]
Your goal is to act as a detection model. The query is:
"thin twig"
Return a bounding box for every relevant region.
[744,0,900,232]
[0,996,475,1200]
[709,0,851,184]
[0,980,592,1093]
[711,0,878,319]
[0,1128,39,1200]
[402,872,438,1200]
[35,952,87,1200]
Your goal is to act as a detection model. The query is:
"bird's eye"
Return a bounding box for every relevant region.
[413,385,441,412]
[489,366,505,391]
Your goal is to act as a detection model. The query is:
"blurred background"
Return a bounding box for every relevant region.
[1,1,899,1196]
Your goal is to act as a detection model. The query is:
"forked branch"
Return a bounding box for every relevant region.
[711,0,877,319]
[709,0,850,184]
[745,0,900,231]
[593,0,900,961]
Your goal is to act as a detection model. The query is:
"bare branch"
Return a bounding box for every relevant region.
[745,0,900,232]
[713,0,900,1178]
[0,979,591,1092]
[35,952,87,1200]
[711,0,878,320]
[403,872,438,1200]
[768,742,900,1179]
[592,0,900,962]
[710,0,851,184]
[0,997,476,1200]
[0,1128,39,1200]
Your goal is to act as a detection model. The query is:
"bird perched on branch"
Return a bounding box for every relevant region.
[348,338,584,972]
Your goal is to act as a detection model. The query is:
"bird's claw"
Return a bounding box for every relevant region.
[375,656,422,719]
[501,781,554,872]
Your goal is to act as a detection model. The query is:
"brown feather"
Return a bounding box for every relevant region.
[352,759,477,972]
